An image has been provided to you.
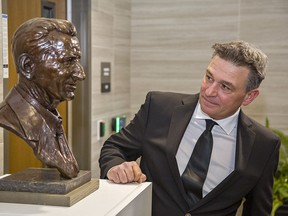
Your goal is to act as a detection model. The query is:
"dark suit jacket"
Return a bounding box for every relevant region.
[99,91,280,216]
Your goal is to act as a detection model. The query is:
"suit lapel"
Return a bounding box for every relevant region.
[190,111,256,210]
[234,112,255,169]
[166,95,198,156]
[165,94,199,207]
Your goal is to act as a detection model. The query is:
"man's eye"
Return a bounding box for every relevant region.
[206,75,213,82]
[221,84,231,91]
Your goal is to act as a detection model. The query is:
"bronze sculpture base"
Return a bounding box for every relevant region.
[0,168,99,206]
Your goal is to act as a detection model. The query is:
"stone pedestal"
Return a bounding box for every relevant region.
[0,168,99,206]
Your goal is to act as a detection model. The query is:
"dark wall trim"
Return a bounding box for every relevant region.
[71,0,91,170]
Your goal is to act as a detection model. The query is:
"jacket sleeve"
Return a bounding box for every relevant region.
[242,138,280,216]
[99,92,153,179]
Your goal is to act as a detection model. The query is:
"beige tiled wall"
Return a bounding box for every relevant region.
[239,0,288,133]
[90,0,131,177]
[131,0,239,112]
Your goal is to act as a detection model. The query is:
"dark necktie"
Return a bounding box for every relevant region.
[181,119,217,205]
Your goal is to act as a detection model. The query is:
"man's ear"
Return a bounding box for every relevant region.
[242,89,259,106]
[17,53,35,80]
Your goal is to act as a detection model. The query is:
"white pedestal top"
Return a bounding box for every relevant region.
[0,179,152,216]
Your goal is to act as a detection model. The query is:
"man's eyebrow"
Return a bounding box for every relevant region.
[206,69,212,75]
[206,69,235,89]
[221,80,234,88]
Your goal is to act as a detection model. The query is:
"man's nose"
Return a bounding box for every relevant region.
[72,63,86,81]
[205,83,218,96]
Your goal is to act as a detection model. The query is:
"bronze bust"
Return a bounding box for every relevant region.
[0,18,86,178]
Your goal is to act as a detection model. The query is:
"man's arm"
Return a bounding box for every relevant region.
[99,92,153,183]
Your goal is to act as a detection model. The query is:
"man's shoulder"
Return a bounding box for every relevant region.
[240,112,280,142]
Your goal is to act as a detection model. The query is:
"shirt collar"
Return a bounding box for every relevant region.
[193,102,240,135]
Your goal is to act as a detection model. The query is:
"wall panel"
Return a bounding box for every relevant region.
[239,0,288,133]
[90,0,131,178]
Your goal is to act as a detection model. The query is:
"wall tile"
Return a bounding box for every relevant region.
[91,11,114,48]
[131,0,239,51]
[131,0,240,115]
[90,0,131,178]
[239,0,288,133]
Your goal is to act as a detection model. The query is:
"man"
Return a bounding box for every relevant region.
[99,41,280,215]
[0,18,85,178]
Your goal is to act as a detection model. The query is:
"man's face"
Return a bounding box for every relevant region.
[32,31,85,102]
[199,55,259,120]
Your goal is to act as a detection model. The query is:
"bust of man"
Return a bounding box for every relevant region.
[0,18,86,178]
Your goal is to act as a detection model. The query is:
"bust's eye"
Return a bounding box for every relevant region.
[63,57,77,65]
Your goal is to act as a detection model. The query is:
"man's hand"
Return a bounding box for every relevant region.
[107,161,147,183]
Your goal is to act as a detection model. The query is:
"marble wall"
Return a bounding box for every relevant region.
[239,0,288,133]
[90,0,131,177]
[130,0,288,134]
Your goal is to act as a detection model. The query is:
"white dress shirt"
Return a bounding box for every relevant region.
[176,102,239,197]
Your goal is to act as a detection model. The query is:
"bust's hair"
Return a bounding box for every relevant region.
[212,41,268,92]
[12,17,77,71]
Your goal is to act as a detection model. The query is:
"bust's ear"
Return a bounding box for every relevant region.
[17,53,35,80]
